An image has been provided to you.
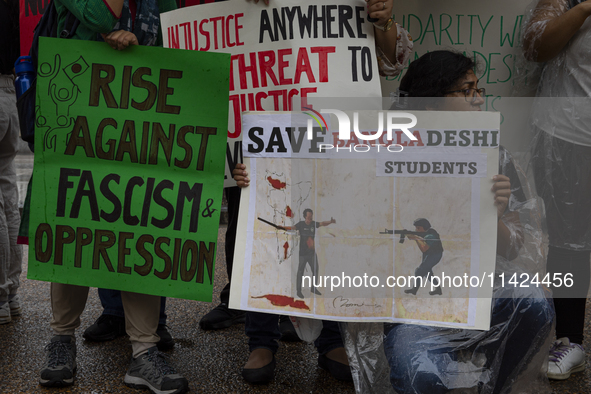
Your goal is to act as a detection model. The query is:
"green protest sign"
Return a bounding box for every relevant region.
[28,37,230,302]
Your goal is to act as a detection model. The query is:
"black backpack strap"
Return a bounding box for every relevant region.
[29,0,80,67]
[60,10,80,38]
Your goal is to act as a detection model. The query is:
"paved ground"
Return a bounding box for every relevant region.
[0,231,357,394]
[2,151,591,393]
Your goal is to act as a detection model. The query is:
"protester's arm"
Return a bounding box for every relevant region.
[368,0,396,62]
[367,0,412,76]
[493,174,524,260]
[523,0,591,61]
[105,0,178,49]
[57,0,121,33]
[497,212,522,260]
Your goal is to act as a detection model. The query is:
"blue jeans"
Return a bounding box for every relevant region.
[384,294,553,394]
[245,311,343,354]
[99,289,167,326]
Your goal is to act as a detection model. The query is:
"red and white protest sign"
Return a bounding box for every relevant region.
[161,0,382,186]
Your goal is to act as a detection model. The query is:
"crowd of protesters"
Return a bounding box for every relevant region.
[2,0,591,393]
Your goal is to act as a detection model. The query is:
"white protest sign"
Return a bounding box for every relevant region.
[230,111,500,330]
[385,0,533,98]
[161,0,383,187]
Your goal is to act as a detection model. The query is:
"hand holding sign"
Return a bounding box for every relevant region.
[232,163,250,188]
[102,30,139,50]
[366,0,393,27]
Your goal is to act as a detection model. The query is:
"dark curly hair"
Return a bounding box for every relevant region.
[398,51,476,109]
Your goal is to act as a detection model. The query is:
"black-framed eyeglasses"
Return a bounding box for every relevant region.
[444,88,486,103]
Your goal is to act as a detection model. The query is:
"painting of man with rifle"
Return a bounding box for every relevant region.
[397,218,444,296]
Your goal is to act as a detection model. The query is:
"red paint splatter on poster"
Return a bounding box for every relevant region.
[286,205,293,217]
[252,294,310,310]
[267,176,286,189]
[283,242,289,259]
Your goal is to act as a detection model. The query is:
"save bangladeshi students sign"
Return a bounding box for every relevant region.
[230,111,501,330]
[27,37,230,302]
[160,0,383,187]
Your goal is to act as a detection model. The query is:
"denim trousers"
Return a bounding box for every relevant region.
[384,294,553,394]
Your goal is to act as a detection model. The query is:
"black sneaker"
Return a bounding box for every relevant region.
[157,324,175,351]
[39,336,77,387]
[199,303,245,330]
[124,347,189,394]
[83,314,126,342]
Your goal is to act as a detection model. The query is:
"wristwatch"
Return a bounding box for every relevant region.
[374,17,394,32]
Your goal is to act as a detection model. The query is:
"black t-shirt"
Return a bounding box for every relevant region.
[423,228,444,255]
[295,220,320,256]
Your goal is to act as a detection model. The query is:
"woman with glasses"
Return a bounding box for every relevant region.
[378,50,554,394]
[394,50,486,111]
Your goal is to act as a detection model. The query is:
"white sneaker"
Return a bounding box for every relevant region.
[547,337,585,380]
[9,294,21,316]
[0,302,11,324]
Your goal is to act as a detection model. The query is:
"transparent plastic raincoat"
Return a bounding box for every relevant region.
[341,145,555,393]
